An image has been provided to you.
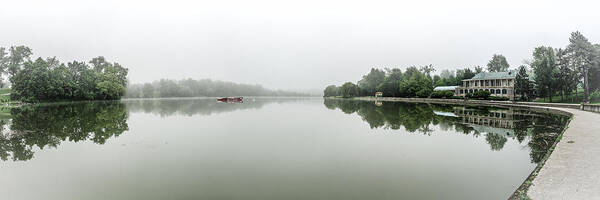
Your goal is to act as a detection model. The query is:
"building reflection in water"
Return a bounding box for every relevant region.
[323,98,569,163]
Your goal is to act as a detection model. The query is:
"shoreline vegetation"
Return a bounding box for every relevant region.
[324,31,600,104]
[0,46,128,103]
[0,45,313,108]
[124,78,312,98]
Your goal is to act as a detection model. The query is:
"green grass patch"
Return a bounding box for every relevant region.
[534,89,600,104]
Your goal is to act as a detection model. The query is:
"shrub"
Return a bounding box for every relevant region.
[416,88,433,98]
[473,90,491,99]
[592,90,600,102]
[430,90,454,99]
[488,96,510,101]
[450,96,464,99]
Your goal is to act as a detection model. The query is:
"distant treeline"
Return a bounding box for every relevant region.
[325,31,600,102]
[0,46,128,102]
[324,65,479,98]
[126,79,310,98]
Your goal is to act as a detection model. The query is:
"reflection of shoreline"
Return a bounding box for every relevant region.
[123,97,311,117]
[324,98,569,163]
[0,102,129,162]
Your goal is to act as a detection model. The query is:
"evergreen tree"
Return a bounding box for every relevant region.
[515,65,533,101]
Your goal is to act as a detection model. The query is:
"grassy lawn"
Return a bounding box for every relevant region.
[0,88,10,103]
[534,89,599,104]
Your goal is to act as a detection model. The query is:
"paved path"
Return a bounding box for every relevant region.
[528,107,600,200]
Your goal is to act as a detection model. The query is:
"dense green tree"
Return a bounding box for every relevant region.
[515,65,534,101]
[357,68,385,96]
[340,82,359,98]
[323,85,340,97]
[384,68,403,81]
[532,46,560,102]
[375,68,403,97]
[399,71,432,97]
[376,81,399,97]
[487,54,510,72]
[7,50,129,102]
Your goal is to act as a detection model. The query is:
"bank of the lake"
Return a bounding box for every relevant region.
[331,96,598,200]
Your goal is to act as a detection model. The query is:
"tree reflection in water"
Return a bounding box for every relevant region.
[0,98,306,162]
[0,102,128,161]
[323,99,569,164]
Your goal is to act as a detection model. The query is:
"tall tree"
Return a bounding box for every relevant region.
[515,65,533,101]
[474,65,484,73]
[0,48,7,87]
[3,46,33,78]
[375,68,403,97]
[532,46,560,102]
[419,64,436,77]
[564,31,596,102]
[340,82,359,98]
[487,54,510,72]
[591,44,600,92]
[556,48,578,101]
[357,68,385,96]
[323,85,340,97]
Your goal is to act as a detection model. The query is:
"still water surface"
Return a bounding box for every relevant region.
[0,98,569,200]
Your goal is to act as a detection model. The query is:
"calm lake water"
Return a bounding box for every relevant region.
[0,98,569,200]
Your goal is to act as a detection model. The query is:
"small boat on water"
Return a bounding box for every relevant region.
[217,97,243,103]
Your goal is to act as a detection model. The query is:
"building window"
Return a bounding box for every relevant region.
[485,81,489,86]
[475,81,478,86]
[490,89,495,94]
[469,89,473,93]
[502,89,507,94]
[485,89,489,92]
[491,81,494,86]
[496,89,501,94]
[460,89,463,94]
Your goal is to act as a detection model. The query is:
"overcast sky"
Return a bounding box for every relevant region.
[1,0,599,91]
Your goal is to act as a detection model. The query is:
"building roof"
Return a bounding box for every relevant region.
[433,86,459,91]
[433,111,458,117]
[466,70,517,81]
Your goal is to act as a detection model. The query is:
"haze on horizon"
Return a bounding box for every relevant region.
[1,0,599,92]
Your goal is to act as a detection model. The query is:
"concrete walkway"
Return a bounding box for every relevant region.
[528,107,600,200]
